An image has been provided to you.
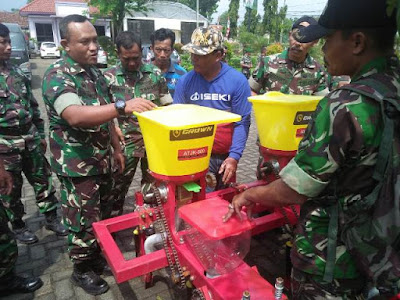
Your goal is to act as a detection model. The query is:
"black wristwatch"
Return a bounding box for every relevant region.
[115,99,126,116]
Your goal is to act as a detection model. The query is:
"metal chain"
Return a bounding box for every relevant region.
[270,161,300,235]
[191,288,206,300]
[153,188,186,289]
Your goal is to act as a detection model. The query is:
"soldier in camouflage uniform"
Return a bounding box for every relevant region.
[0,159,43,294]
[249,16,329,96]
[240,50,252,79]
[0,23,66,245]
[104,31,172,216]
[224,0,400,298]
[42,15,156,295]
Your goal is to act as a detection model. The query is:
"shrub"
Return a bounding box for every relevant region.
[98,36,116,58]
[180,53,193,72]
[266,43,283,55]
[174,42,183,54]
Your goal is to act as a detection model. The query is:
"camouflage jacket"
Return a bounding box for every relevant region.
[103,62,170,157]
[280,55,400,280]
[249,49,329,95]
[0,61,45,153]
[42,53,112,177]
[240,55,252,70]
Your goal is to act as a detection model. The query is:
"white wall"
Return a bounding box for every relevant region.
[55,2,88,17]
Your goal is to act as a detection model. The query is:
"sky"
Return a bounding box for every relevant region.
[211,0,328,23]
[1,0,327,22]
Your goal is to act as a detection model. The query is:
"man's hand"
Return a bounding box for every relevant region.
[40,139,47,152]
[0,164,13,195]
[222,191,254,222]
[114,125,125,145]
[113,150,125,174]
[125,98,157,114]
[218,157,238,184]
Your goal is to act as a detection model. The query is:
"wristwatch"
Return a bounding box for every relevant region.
[115,99,126,116]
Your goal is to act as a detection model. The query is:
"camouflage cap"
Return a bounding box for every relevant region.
[182,26,224,56]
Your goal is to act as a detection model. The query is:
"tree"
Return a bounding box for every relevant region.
[262,0,278,41]
[228,0,240,38]
[218,11,229,27]
[243,8,261,34]
[88,0,149,37]
[177,0,218,20]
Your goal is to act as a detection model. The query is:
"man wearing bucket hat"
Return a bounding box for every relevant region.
[224,0,400,298]
[173,26,252,191]
[249,16,329,96]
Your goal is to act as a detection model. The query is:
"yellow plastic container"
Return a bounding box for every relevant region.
[249,92,322,151]
[134,104,241,176]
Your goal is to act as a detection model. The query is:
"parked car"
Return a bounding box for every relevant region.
[97,46,107,68]
[3,23,31,80]
[40,42,60,59]
[28,40,39,58]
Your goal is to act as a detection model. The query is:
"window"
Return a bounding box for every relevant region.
[35,23,53,43]
[127,19,155,45]
[94,25,106,36]
[181,22,204,44]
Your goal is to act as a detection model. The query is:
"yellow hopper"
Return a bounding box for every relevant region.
[249,92,323,151]
[134,104,241,177]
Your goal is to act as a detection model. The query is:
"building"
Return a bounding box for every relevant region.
[0,11,29,30]
[124,1,208,45]
[19,0,111,46]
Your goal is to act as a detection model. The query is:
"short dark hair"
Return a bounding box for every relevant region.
[0,23,10,38]
[150,28,175,47]
[261,46,267,52]
[60,14,89,40]
[341,27,397,53]
[115,31,141,52]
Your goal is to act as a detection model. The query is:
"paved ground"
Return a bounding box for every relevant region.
[1,58,289,300]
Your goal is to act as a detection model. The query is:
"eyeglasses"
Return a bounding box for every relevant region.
[154,47,172,54]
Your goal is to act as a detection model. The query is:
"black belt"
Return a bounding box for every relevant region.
[0,123,32,136]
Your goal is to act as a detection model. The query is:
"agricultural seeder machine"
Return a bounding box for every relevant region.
[93,92,322,299]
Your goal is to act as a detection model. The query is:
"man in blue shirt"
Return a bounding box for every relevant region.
[151,28,186,97]
[174,26,252,191]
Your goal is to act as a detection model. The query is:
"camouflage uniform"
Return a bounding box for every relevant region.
[42,53,113,262]
[0,202,17,278]
[240,54,252,79]
[0,62,57,222]
[103,62,171,214]
[249,49,329,95]
[280,55,400,298]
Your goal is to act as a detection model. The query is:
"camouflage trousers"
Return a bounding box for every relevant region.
[0,145,57,222]
[0,203,17,278]
[291,268,366,300]
[111,140,152,215]
[58,174,113,263]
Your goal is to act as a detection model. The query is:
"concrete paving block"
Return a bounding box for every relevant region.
[35,294,57,300]
[54,278,74,300]
[46,238,67,249]
[0,293,34,300]
[72,285,96,300]
[17,244,28,256]
[16,254,30,266]
[31,244,46,260]
[15,257,47,273]
[51,269,71,282]
[34,274,53,297]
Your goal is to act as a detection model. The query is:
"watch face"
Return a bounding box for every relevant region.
[115,100,125,109]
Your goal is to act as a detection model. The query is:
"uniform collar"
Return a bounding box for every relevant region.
[352,55,396,82]
[62,53,95,76]
[282,48,316,69]
[115,60,143,80]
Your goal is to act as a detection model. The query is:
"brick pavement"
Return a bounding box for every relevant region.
[0,58,288,300]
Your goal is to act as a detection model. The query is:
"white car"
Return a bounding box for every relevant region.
[97,46,107,68]
[40,42,60,58]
